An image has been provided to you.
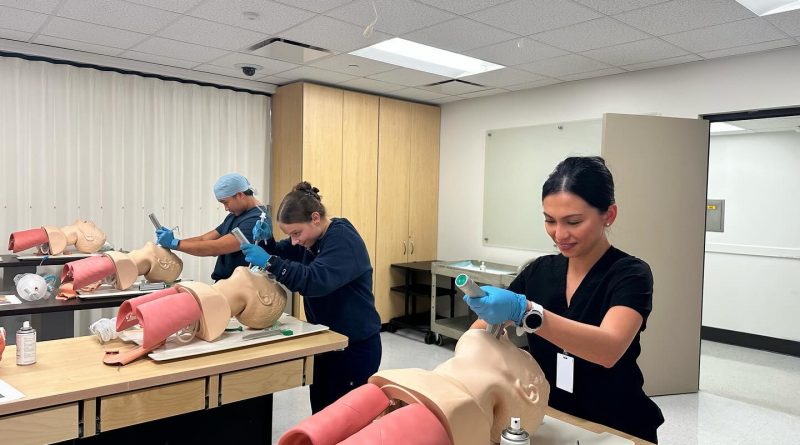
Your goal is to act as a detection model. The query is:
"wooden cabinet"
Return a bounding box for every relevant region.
[374,98,440,322]
[271,83,380,319]
[270,83,440,323]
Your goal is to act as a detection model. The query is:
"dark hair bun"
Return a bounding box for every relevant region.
[294,181,322,201]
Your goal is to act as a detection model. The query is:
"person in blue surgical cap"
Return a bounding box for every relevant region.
[155,173,266,281]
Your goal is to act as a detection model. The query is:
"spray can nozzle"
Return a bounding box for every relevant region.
[500,417,530,445]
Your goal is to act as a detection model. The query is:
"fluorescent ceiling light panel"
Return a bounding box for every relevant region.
[734,0,800,15]
[350,38,504,78]
[710,122,747,133]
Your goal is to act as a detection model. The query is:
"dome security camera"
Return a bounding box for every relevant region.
[234,63,263,77]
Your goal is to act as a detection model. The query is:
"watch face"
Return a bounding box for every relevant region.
[525,312,543,330]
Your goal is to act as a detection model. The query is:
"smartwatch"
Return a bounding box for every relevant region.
[516,301,544,335]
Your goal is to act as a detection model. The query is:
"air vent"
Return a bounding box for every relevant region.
[246,38,332,64]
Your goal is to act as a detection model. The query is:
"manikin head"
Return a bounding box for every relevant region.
[277,181,328,249]
[60,220,107,253]
[542,156,617,259]
[214,173,258,216]
[369,329,550,445]
[213,266,289,329]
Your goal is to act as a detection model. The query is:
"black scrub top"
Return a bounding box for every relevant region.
[211,206,260,281]
[509,246,664,443]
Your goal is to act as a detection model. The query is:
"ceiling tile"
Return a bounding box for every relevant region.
[621,53,701,71]
[210,52,298,75]
[615,0,755,36]
[403,17,517,52]
[699,38,798,59]
[281,16,391,52]
[766,9,800,37]
[466,38,568,66]
[415,0,513,15]
[191,0,315,35]
[58,0,179,34]
[0,0,60,14]
[326,0,455,35]
[0,28,32,41]
[429,95,465,104]
[504,78,562,91]
[40,17,147,49]
[518,54,612,77]
[459,87,509,98]
[558,67,626,81]
[468,0,601,35]
[338,77,405,93]
[274,65,358,84]
[257,74,290,85]
[419,80,489,95]
[119,50,200,68]
[124,0,204,13]
[194,63,282,80]
[33,35,124,56]
[274,0,352,13]
[131,37,228,63]
[573,0,670,15]
[460,67,547,87]
[310,53,397,77]
[390,87,448,101]
[581,38,688,66]
[532,18,651,52]
[368,67,449,86]
[0,5,47,32]
[158,16,269,51]
[662,18,788,53]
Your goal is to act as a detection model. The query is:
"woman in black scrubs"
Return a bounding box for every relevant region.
[466,156,664,443]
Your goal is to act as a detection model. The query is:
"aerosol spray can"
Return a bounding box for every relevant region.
[16,321,37,365]
[500,417,530,445]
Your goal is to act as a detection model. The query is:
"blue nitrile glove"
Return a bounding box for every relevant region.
[252,217,273,242]
[241,243,271,268]
[156,227,180,250]
[463,286,527,325]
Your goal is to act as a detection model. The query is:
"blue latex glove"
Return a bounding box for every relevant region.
[463,286,527,325]
[156,227,180,250]
[241,243,270,268]
[252,217,273,242]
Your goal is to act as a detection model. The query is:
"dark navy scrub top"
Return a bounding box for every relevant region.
[211,206,260,281]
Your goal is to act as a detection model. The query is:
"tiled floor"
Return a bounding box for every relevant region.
[273,331,800,444]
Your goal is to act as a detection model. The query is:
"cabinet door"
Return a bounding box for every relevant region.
[408,103,440,262]
[342,91,379,269]
[271,82,304,239]
[302,83,343,216]
[375,97,412,322]
[602,113,709,396]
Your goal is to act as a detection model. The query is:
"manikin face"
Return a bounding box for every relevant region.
[279,212,324,249]
[218,192,248,216]
[542,191,616,259]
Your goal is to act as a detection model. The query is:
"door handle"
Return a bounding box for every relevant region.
[409,239,414,255]
[402,240,407,255]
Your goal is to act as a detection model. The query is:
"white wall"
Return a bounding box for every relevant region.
[437,45,800,338]
[704,132,800,341]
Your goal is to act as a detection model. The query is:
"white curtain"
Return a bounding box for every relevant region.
[0,55,270,333]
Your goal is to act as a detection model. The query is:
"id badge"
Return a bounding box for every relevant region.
[556,352,574,393]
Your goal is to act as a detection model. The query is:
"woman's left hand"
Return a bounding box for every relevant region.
[241,243,271,268]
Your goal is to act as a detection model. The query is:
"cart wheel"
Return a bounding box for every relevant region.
[434,334,444,346]
[424,331,436,345]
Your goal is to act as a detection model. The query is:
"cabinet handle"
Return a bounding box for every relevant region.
[409,240,414,255]
[402,240,407,255]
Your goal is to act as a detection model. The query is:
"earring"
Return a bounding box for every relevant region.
[605,223,610,227]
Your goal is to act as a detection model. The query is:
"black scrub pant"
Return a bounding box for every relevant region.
[309,332,382,413]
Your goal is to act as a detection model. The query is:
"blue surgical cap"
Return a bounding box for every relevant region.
[214,173,251,200]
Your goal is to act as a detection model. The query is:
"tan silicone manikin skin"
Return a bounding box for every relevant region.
[213,266,290,329]
[42,220,106,254]
[369,329,550,445]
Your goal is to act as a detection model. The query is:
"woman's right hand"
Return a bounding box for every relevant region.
[463,286,527,325]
